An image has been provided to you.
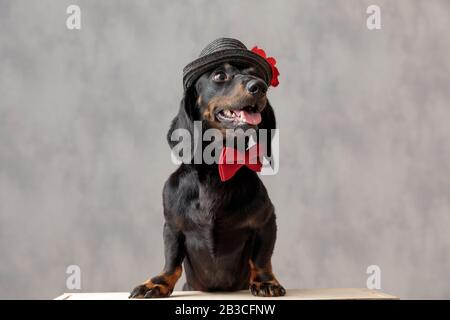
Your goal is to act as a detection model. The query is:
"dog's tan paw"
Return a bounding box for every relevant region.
[250,281,286,297]
[129,282,172,299]
[129,266,182,299]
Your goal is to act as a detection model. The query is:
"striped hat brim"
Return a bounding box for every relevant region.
[182,48,273,90]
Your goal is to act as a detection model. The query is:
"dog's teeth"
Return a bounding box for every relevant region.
[223,110,233,117]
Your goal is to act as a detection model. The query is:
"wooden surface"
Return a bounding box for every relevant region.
[55,288,398,300]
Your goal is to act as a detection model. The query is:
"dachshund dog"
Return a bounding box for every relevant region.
[129,62,285,298]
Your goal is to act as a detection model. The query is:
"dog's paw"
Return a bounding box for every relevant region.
[129,283,172,299]
[130,267,182,299]
[250,282,286,297]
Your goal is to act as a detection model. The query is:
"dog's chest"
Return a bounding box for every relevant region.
[178,186,259,253]
[183,213,253,259]
[194,184,262,226]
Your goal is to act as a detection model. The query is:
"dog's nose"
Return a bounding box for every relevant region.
[246,79,267,97]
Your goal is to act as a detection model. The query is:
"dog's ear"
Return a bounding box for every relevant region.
[258,100,276,159]
[167,86,198,149]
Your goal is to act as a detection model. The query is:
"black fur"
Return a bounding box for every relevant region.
[130,63,285,298]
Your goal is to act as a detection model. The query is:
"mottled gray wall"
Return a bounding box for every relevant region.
[1,0,449,299]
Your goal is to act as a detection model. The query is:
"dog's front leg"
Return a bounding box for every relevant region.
[249,214,286,297]
[129,222,185,298]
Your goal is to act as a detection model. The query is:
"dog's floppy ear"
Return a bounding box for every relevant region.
[167,86,198,149]
[258,100,276,159]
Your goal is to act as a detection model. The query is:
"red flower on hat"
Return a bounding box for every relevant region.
[251,46,280,87]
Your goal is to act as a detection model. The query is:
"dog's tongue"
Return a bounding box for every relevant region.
[235,110,262,125]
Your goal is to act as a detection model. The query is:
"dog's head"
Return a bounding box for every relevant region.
[195,62,269,132]
[168,61,275,147]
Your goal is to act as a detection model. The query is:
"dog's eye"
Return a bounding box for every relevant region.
[212,71,229,82]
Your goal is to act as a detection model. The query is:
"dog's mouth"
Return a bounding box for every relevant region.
[215,106,262,126]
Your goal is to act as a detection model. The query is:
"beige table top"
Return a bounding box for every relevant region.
[55,288,398,300]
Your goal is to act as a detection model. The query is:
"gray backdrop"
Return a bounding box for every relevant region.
[1,0,449,299]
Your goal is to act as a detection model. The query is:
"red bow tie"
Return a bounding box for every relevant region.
[218,144,264,182]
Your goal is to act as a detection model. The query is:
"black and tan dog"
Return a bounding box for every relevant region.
[130,38,285,298]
